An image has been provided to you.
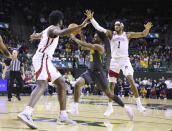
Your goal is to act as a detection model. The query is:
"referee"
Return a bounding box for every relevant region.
[2,50,25,101]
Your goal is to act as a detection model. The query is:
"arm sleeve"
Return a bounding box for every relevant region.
[90,18,107,33]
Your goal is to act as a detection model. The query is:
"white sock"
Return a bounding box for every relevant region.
[60,110,68,117]
[74,102,79,108]
[136,97,142,106]
[25,106,33,115]
[124,105,128,109]
[108,102,113,108]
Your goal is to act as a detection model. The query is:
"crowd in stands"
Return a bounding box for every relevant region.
[0,0,172,72]
[0,0,172,99]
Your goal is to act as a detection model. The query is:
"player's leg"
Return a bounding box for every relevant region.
[126,75,145,111]
[95,70,134,120]
[68,77,85,114]
[69,71,91,114]
[18,56,48,129]
[47,58,76,125]
[0,35,11,58]
[18,80,47,129]
[53,76,77,125]
[109,82,115,102]
[74,77,85,103]
[104,69,119,116]
[122,59,146,112]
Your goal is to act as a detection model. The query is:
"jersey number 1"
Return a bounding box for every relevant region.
[118,41,120,48]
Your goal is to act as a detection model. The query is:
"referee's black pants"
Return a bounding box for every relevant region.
[8,71,23,98]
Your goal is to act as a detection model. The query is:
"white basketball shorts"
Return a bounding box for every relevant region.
[32,52,61,83]
[108,57,134,82]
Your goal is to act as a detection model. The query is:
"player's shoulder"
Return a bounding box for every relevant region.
[44,25,54,32]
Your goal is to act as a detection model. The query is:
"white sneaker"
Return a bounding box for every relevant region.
[137,105,146,112]
[18,112,38,129]
[68,103,79,115]
[56,115,77,125]
[104,105,113,117]
[125,106,134,121]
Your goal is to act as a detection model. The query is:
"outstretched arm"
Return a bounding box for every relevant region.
[70,34,104,54]
[0,35,12,58]
[85,10,113,40]
[29,31,43,42]
[78,31,90,50]
[48,17,89,38]
[2,64,8,79]
[127,22,153,40]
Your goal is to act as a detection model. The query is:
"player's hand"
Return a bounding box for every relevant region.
[70,34,75,39]
[144,22,153,29]
[9,54,15,60]
[29,30,36,43]
[85,10,94,19]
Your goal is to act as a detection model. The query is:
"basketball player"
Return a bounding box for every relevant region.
[68,31,134,120]
[18,10,89,129]
[85,10,153,116]
[0,35,12,58]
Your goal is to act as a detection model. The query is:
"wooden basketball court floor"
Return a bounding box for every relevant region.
[0,95,172,131]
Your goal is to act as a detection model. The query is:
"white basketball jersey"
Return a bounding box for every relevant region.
[36,25,59,58]
[110,31,129,58]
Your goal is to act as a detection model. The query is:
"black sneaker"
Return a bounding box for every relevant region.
[16,96,21,101]
[8,98,11,101]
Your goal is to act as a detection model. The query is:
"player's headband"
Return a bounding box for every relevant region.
[115,21,124,27]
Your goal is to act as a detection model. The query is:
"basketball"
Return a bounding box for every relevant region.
[68,23,80,35]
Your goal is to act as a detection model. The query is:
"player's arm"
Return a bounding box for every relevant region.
[85,10,113,40]
[70,34,104,54]
[48,17,89,38]
[2,64,8,79]
[0,35,12,58]
[78,31,91,50]
[29,31,43,43]
[127,22,153,39]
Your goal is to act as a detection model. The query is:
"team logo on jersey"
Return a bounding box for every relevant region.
[125,66,128,69]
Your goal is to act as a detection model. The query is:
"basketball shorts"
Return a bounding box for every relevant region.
[108,57,134,82]
[32,52,61,83]
[80,68,109,91]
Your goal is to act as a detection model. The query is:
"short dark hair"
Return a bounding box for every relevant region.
[96,31,106,41]
[49,10,64,25]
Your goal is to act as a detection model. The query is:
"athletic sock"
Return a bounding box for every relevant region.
[108,102,113,107]
[60,110,68,117]
[25,106,33,115]
[136,97,141,106]
[74,102,79,108]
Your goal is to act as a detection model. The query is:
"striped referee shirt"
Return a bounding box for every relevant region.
[9,59,22,71]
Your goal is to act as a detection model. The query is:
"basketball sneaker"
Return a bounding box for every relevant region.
[125,105,134,121]
[18,112,37,129]
[137,105,146,112]
[68,103,79,115]
[136,97,146,112]
[104,102,113,117]
[56,114,77,125]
